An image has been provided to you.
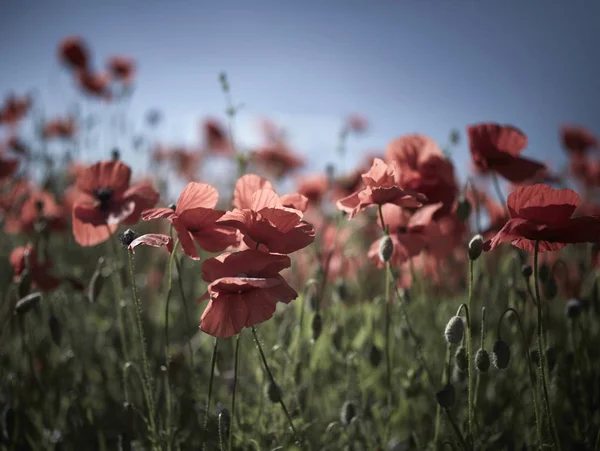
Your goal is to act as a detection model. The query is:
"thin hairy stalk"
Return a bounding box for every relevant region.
[105,237,130,362]
[533,241,561,450]
[445,409,469,451]
[127,252,158,446]
[229,333,241,451]
[490,171,509,220]
[466,260,474,448]
[473,308,486,414]
[163,237,178,451]
[173,254,195,367]
[202,337,219,450]
[251,326,302,447]
[434,344,451,449]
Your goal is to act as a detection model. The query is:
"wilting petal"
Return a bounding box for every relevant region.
[128,234,173,254]
[234,174,273,210]
[177,182,219,212]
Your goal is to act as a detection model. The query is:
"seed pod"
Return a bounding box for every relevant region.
[565,298,582,319]
[378,235,394,263]
[118,229,139,248]
[265,380,282,403]
[311,313,322,341]
[521,264,533,279]
[368,343,382,368]
[444,316,464,344]
[435,383,456,409]
[87,258,105,303]
[14,292,42,315]
[475,349,490,372]
[455,346,468,372]
[456,198,472,223]
[468,235,484,261]
[49,315,62,346]
[492,340,511,369]
[340,400,357,426]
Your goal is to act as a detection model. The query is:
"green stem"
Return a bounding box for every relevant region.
[229,333,241,451]
[377,205,392,390]
[251,326,302,448]
[533,240,561,450]
[203,337,219,448]
[174,254,195,367]
[466,260,474,449]
[491,171,509,220]
[434,344,451,448]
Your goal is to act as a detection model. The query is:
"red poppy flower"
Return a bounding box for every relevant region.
[233,173,308,213]
[484,184,600,253]
[331,170,363,202]
[251,144,304,179]
[467,123,546,183]
[198,250,297,338]
[72,160,159,246]
[6,190,66,234]
[10,243,61,291]
[297,175,329,206]
[345,113,369,133]
[43,117,77,139]
[202,119,231,154]
[336,158,426,220]
[217,189,315,254]
[0,146,18,180]
[385,134,458,216]
[76,70,112,100]
[0,94,32,126]
[561,125,598,155]
[142,182,237,259]
[58,36,89,71]
[107,56,136,85]
[6,136,29,155]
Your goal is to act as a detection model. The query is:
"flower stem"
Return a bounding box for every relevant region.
[466,259,474,449]
[203,337,219,449]
[377,205,392,391]
[251,326,302,447]
[533,240,561,450]
[173,254,195,367]
[229,333,241,451]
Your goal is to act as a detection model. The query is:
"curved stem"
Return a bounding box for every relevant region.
[251,326,302,448]
[229,333,241,451]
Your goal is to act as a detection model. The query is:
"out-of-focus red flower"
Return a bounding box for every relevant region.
[43,117,77,139]
[345,113,369,133]
[251,144,304,179]
[561,125,598,155]
[0,94,32,126]
[107,56,136,85]
[76,70,112,101]
[10,243,61,291]
[331,170,363,202]
[484,184,600,253]
[468,190,506,240]
[218,188,315,254]
[385,134,458,216]
[337,158,426,220]
[72,160,159,246]
[155,147,202,181]
[467,123,546,183]
[6,136,28,155]
[233,173,308,213]
[0,146,18,180]
[198,250,297,338]
[297,175,329,206]
[202,119,231,154]
[5,190,66,234]
[142,182,237,260]
[58,36,89,71]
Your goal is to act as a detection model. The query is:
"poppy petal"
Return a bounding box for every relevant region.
[234,174,273,210]
[177,182,218,212]
[128,234,174,254]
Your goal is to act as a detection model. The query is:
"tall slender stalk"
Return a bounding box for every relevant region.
[490,171,509,220]
[203,337,219,449]
[466,259,474,449]
[173,254,195,367]
[229,333,242,451]
[377,205,392,390]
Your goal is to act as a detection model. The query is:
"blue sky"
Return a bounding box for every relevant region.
[1,0,599,187]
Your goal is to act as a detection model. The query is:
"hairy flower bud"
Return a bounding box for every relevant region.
[565,298,583,319]
[378,235,394,263]
[492,340,511,369]
[475,348,490,372]
[311,313,322,342]
[265,381,282,403]
[521,264,533,279]
[455,346,468,372]
[456,198,472,223]
[118,229,139,247]
[340,400,357,426]
[468,235,484,261]
[436,383,456,409]
[368,343,382,368]
[444,316,464,344]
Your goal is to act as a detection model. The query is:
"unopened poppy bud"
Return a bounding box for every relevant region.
[378,235,394,263]
[14,292,42,315]
[334,280,348,303]
[444,316,464,344]
[435,383,455,409]
[492,340,510,369]
[543,276,558,300]
[87,257,105,303]
[340,400,357,426]
[521,264,533,278]
[368,343,382,368]
[18,270,32,298]
[565,298,582,319]
[468,235,484,261]
[168,203,176,210]
[311,313,322,341]
[306,292,318,311]
[455,346,468,372]
[475,348,490,372]
[49,315,61,346]
[111,148,120,161]
[539,264,551,283]
[265,380,282,403]
[118,229,139,247]
[456,198,472,222]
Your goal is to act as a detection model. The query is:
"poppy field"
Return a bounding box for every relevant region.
[3,35,600,451]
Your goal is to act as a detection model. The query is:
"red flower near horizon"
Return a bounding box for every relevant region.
[468,123,546,183]
[76,70,112,100]
[561,125,598,155]
[10,243,61,291]
[142,182,237,259]
[385,134,458,216]
[0,146,18,180]
[198,250,297,338]
[251,144,304,179]
[58,36,89,72]
[0,94,32,126]
[107,56,136,85]
[72,160,159,246]
[484,184,600,253]
[337,158,426,220]
[218,188,315,254]
[43,117,77,140]
[297,174,329,206]
[345,113,369,134]
[202,119,231,154]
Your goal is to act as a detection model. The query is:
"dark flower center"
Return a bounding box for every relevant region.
[397,226,408,234]
[95,188,113,211]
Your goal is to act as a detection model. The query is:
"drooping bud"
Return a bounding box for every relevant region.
[435,383,456,409]
[565,298,583,319]
[333,280,348,303]
[521,264,533,279]
[118,229,139,248]
[378,235,394,263]
[456,197,472,223]
[492,340,510,370]
[543,276,558,300]
[368,343,382,368]
[475,348,490,372]
[444,316,464,344]
[14,292,42,315]
[468,235,484,261]
[455,346,468,372]
[340,400,357,426]
[265,381,282,403]
[311,313,322,342]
